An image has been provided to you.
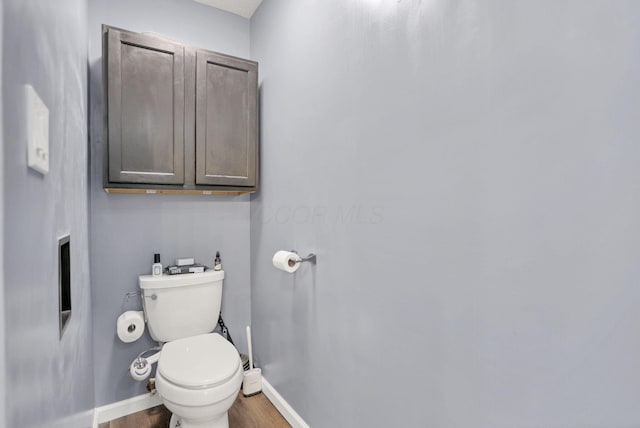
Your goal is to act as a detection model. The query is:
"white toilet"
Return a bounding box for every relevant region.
[138,270,243,428]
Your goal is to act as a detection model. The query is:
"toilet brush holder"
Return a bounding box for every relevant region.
[243,368,262,397]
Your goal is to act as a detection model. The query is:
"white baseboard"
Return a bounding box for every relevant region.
[91,377,308,428]
[92,392,162,428]
[262,377,310,428]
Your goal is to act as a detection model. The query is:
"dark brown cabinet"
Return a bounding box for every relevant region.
[196,50,258,188]
[106,29,185,185]
[103,26,258,194]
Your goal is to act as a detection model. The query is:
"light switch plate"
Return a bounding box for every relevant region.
[25,85,49,175]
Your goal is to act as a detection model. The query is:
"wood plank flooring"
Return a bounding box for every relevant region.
[99,392,291,428]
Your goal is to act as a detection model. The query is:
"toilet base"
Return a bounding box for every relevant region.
[169,414,179,428]
[169,411,229,428]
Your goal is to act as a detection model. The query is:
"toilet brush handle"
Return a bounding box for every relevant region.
[246,325,253,370]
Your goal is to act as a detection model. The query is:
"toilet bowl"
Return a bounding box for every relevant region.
[155,333,244,428]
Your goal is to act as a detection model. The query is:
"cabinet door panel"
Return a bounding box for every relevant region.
[195,50,257,187]
[108,29,185,184]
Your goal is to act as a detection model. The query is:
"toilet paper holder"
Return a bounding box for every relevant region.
[290,250,317,264]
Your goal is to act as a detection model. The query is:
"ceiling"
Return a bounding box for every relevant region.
[192,0,263,18]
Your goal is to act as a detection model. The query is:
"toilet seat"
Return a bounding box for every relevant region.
[158,333,241,389]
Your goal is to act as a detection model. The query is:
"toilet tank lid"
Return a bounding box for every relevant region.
[139,270,224,289]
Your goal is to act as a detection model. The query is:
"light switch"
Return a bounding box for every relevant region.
[25,85,49,175]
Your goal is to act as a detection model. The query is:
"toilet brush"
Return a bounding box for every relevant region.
[218,313,250,370]
[242,325,262,396]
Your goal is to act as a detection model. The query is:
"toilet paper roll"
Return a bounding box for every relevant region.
[272,250,301,273]
[117,311,145,343]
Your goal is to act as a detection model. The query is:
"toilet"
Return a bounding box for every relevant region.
[138,270,243,428]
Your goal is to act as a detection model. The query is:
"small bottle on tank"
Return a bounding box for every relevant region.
[152,253,163,276]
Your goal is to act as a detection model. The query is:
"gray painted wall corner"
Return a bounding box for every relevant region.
[0,0,6,425]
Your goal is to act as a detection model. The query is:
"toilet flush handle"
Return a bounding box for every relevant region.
[144,294,157,301]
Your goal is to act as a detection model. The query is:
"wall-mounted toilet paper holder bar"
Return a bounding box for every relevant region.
[291,250,317,264]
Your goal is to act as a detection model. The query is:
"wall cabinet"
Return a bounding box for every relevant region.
[103,26,258,194]
[195,49,258,187]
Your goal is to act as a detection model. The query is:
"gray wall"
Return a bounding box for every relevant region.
[88,0,252,406]
[250,1,640,426]
[2,0,95,426]
[0,0,5,425]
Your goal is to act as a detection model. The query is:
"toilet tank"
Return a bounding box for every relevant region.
[138,270,224,342]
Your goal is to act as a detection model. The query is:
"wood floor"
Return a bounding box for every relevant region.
[99,392,291,428]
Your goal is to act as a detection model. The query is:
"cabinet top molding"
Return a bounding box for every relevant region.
[102,25,258,68]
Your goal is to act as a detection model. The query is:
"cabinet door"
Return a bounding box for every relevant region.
[195,50,258,187]
[107,28,185,184]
